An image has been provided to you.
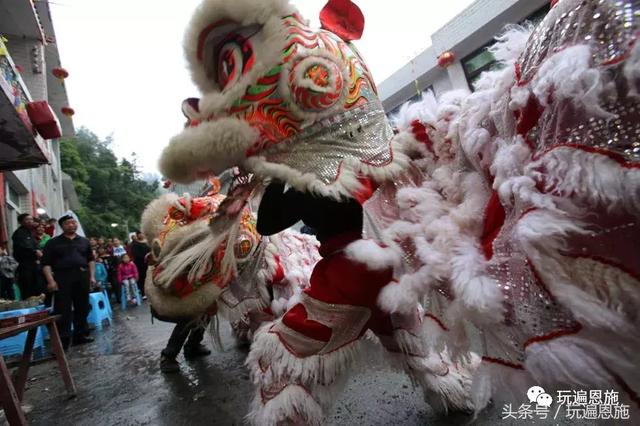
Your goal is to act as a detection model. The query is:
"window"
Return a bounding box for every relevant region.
[462,4,551,91]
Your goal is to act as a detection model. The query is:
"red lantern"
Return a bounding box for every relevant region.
[52,67,69,79]
[163,180,172,189]
[61,106,75,117]
[437,51,456,68]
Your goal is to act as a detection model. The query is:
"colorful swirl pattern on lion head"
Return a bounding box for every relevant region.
[145,193,260,319]
[159,0,409,200]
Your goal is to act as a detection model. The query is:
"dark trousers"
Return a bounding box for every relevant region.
[135,262,147,296]
[0,275,15,300]
[17,262,39,299]
[52,268,90,340]
[161,319,208,359]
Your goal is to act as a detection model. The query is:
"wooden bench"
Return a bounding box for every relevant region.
[0,315,76,425]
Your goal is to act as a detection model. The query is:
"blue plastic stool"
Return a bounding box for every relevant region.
[0,307,46,357]
[120,283,142,310]
[87,292,112,330]
[101,288,113,317]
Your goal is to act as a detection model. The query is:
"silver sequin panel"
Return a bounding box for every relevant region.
[519,0,640,161]
[262,101,395,185]
[483,204,579,365]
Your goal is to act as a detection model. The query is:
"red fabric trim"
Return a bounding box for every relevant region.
[515,95,544,139]
[480,191,506,260]
[523,323,583,349]
[281,304,332,342]
[270,255,285,284]
[269,327,361,358]
[410,120,435,154]
[482,356,524,370]
[534,144,640,168]
[425,313,449,332]
[353,176,378,205]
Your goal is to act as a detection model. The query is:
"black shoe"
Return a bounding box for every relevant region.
[183,344,211,359]
[160,355,180,373]
[72,336,94,346]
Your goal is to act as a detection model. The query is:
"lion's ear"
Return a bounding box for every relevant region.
[319,0,364,42]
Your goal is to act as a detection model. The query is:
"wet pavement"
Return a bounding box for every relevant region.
[14,301,545,426]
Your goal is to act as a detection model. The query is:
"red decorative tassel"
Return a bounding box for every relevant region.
[320,0,365,42]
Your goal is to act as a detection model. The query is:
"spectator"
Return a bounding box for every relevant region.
[97,237,105,248]
[117,254,138,305]
[11,213,42,299]
[36,223,51,249]
[45,218,57,237]
[112,238,127,258]
[42,215,95,349]
[129,231,150,300]
[97,246,119,303]
[89,237,98,252]
[94,257,108,292]
[0,244,18,300]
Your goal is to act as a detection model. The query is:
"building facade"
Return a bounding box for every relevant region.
[0,0,76,246]
[379,0,550,114]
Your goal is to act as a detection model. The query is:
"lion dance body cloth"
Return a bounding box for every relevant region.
[367,0,640,414]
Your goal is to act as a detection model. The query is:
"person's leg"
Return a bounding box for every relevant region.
[16,264,29,300]
[52,271,73,348]
[22,264,39,299]
[184,317,211,358]
[0,275,15,300]
[122,279,132,301]
[71,270,91,343]
[136,262,146,297]
[160,320,192,373]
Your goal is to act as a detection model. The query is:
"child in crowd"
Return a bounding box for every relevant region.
[94,257,108,292]
[112,238,127,258]
[117,254,138,305]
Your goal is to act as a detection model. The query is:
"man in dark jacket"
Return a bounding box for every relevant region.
[11,213,42,299]
[129,231,150,299]
[42,215,96,349]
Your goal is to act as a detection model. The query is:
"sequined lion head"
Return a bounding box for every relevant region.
[159,0,408,200]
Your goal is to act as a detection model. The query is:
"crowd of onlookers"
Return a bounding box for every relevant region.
[0,214,150,306]
[90,233,150,304]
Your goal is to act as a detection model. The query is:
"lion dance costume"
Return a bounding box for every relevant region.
[157,0,640,423]
[157,0,475,424]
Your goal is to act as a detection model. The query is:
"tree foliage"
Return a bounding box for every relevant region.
[59,127,159,239]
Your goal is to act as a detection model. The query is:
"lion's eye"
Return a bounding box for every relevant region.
[215,29,257,89]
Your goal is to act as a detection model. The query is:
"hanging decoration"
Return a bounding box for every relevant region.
[61,106,75,117]
[52,67,69,80]
[437,51,455,68]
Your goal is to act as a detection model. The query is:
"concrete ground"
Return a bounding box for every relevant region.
[9,302,578,426]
